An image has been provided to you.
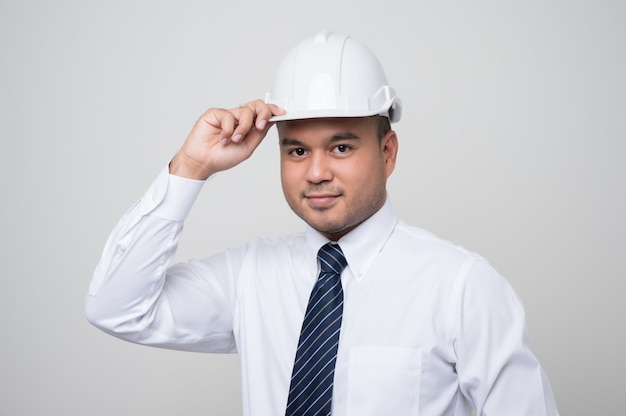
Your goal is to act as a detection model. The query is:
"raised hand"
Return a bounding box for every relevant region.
[169,99,285,180]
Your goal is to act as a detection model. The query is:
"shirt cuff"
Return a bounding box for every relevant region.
[149,167,205,221]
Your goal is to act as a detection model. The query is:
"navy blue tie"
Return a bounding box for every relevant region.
[285,243,347,416]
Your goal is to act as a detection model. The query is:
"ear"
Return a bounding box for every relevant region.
[381,130,399,178]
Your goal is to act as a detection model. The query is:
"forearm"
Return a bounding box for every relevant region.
[85,167,236,351]
[86,102,282,351]
[85,212,183,340]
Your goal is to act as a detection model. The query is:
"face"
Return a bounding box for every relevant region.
[277,117,398,241]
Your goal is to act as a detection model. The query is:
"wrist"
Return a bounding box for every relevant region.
[168,153,213,180]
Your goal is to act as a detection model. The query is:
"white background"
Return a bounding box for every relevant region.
[1,0,624,414]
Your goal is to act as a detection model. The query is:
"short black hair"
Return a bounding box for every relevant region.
[375,116,391,140]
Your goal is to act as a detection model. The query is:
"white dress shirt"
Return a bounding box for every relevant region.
[86,167,559,416]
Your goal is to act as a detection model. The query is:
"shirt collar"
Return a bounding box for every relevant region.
[305,197,398,283]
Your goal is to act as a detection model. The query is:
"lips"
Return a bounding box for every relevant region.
[304,193,341,208]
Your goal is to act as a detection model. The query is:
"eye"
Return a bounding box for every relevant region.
[332,144,351,154]
[288,148,308,157]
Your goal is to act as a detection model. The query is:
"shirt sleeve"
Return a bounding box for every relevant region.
[85,166,238,353]
[452,258,560,415]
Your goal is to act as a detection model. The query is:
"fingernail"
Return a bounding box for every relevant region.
[232,134,243,142]
[257,119,267,130]
[220,137,229,144]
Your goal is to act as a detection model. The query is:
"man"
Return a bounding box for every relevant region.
[86,31,559,415]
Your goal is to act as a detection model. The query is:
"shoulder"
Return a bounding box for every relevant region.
[391,219,484,265]
[390,220,511,294]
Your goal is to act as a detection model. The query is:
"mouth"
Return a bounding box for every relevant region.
[304,192,341,209]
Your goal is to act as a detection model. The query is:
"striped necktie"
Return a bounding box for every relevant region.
[285,243,347,416]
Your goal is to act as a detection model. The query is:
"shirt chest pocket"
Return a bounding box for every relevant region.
[346,347,422,416]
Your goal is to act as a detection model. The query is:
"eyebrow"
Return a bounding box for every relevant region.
[280,132,361,147]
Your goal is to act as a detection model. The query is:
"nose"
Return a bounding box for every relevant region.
[306,152,333,184]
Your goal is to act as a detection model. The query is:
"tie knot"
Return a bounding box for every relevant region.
[318,243,347,275]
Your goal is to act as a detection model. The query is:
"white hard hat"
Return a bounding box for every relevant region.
[265,31,402,123]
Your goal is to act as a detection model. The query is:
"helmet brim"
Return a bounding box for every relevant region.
[269,98,402,123]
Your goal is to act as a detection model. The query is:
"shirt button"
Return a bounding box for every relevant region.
[151,192,158,202]
[119,243,127,252]
[356,270,364,278]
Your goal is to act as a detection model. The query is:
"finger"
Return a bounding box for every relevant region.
[228,106,256,143]
[247,100,272,130]
[268,103,287,117]
[242,100,286,130]
[200,108,236,141]
[219,119,235,144]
